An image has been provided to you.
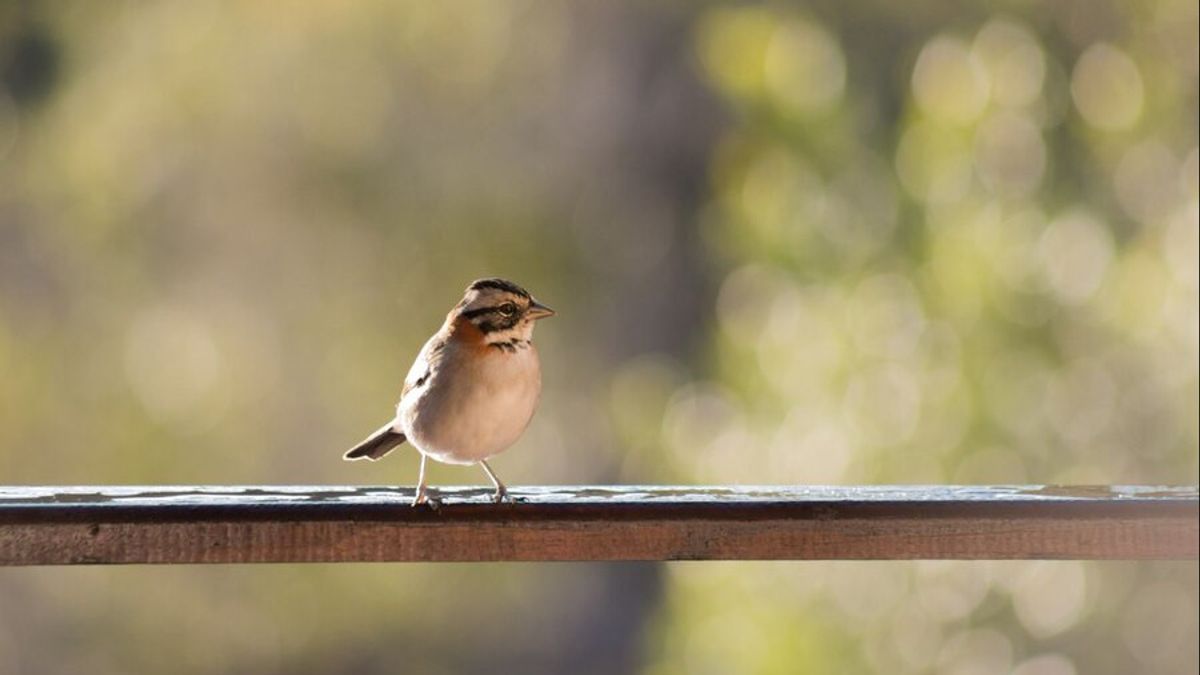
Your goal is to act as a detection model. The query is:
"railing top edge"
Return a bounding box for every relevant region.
[0,484,1195,509]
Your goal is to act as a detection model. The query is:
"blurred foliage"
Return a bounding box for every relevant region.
[0,0,1197,674]
[638,3,1199,675]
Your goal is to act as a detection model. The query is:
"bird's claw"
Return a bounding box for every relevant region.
[412,487,441,510]
[492,487,521,504]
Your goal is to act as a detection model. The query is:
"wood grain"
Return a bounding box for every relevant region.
[0,485,1195,565]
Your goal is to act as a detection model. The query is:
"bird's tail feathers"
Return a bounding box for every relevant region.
[343,423,407,461]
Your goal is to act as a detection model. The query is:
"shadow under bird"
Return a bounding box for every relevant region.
[343,278,555,506]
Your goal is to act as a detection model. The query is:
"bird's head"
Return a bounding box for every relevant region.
[453,278,554,345]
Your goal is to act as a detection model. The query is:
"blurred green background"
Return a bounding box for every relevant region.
[1,1,1196,673]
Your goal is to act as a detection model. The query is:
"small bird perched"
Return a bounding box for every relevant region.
[343,278,555,507]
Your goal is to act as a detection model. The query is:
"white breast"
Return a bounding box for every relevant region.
[399,343,542,465]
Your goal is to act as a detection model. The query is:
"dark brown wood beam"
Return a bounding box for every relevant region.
[1,485,1195,565]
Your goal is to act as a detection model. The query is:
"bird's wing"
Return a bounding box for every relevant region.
[399,333,446,402]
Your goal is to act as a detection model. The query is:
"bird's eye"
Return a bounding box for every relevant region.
[498,303,517,316]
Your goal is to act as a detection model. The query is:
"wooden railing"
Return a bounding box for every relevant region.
[1,485,1196,565]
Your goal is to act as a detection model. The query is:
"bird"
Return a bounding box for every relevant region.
[342,278,555,507]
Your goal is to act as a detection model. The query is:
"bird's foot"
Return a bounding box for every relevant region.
[412,487,441,510]
[492,486,520,504]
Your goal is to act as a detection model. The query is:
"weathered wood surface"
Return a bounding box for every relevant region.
[0,485,1195,565]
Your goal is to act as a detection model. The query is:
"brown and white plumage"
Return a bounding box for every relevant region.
[343,278,554,506]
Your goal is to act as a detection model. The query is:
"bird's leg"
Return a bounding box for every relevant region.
[412,453,440,509]
[479,459,512,504]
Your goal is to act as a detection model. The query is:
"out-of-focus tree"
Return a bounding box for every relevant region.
[638,2,1198,674]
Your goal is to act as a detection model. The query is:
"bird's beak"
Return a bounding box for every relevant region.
[526,299,556,320]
